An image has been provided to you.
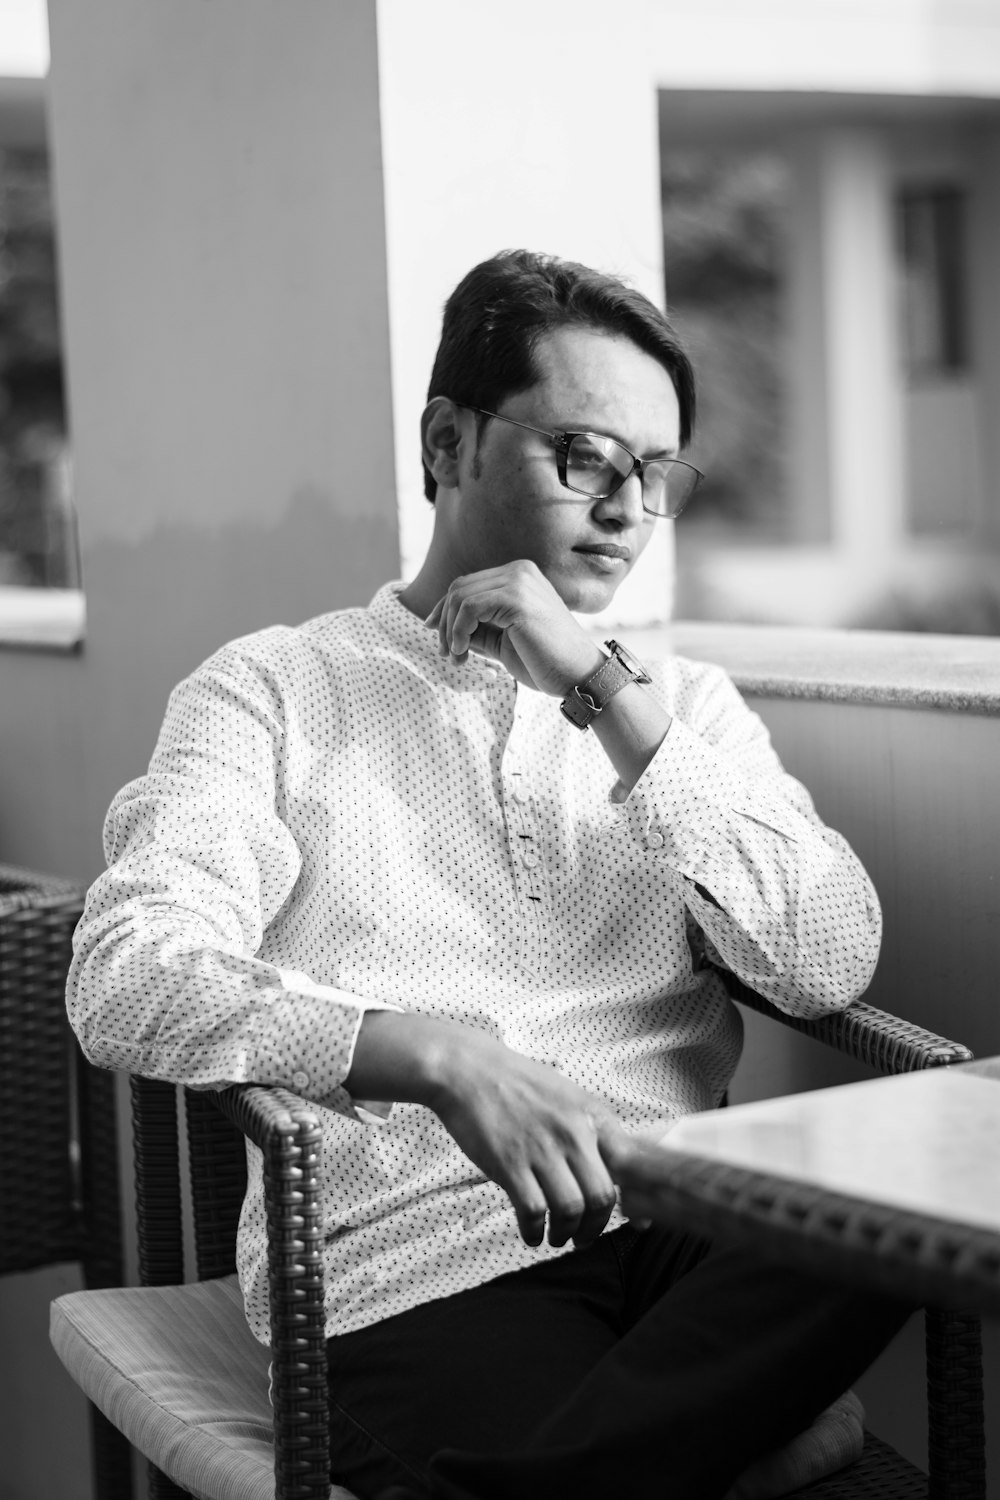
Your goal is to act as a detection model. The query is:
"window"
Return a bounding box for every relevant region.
[0,138,82,647]
[896,185,967,380]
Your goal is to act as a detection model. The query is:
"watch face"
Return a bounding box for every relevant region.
[606,640,652,685]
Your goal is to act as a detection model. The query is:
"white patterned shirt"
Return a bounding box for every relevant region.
[68,582,880,1341]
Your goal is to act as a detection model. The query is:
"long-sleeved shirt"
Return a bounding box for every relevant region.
[68,581,881,1341]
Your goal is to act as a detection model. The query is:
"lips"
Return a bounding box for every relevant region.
[574,544,632,562]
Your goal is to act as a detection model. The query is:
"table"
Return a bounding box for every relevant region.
[639,1057,1000,1314]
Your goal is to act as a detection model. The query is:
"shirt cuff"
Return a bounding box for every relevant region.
[615,717,806,871]
[250,968,403,1122]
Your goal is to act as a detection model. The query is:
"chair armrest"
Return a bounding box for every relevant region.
[215,1080,319,1153]
[215,1084,330,1500]
[727,980,973,1075]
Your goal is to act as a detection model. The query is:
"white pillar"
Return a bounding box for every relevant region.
[814,128,906,556]
[785,133,833,545]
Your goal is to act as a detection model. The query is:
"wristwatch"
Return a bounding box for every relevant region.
[560,639,652,730]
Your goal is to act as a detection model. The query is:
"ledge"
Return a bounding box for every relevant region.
[618,622,1000,715]
[0,586,86,650]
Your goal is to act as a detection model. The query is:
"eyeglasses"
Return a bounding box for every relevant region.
[461,405,703,519]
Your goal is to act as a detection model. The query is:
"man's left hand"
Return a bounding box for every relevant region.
[425,560,603,698]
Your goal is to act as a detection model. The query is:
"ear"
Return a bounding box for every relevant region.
[421,397,465,492]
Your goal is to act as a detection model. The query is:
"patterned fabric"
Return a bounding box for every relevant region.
[68,582,880,1340]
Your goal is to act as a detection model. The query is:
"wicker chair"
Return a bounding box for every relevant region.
[0,863,133,1500]
[50,990,986,1500]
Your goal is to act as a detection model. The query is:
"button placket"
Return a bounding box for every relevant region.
[502,756,548,980]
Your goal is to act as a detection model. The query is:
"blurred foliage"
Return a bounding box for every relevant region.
[662,148,789,536]
[0,147,72,589]
[0,146,65,441]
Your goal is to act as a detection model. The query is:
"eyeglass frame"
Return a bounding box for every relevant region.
[457,404,703,519]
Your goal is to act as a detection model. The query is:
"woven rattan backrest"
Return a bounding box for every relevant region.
[131,1077,248,1285]
[185,1087,248,1279]
[0,867,82,1272]
[0,865,125,1281]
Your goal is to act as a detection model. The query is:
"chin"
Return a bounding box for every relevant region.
[558,577,620,615]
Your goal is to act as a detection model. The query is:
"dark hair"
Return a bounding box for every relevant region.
[423,248,696,501]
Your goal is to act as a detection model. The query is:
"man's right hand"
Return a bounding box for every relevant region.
[344,1010,635,1248]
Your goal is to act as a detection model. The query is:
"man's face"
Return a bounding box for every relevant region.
[446,325,682,613]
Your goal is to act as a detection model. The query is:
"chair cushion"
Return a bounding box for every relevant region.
[51,1274,864,1500]
[50,1274,352,1500]
[725,1391,866,1500]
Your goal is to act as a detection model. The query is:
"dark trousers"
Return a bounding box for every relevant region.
[325,1224,913,1500]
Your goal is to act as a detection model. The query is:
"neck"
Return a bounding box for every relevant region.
[397,501,461,619]
[398,564,447,621]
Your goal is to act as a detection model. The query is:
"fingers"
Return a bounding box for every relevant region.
[505,1123,617,1250]
[510,1156,651,1247]
[427,572,517,663]
[531,1156,616,1250]
[425,562,553,663]
[510,1173,550,1249]
[423,563,599,698]
[569,1166,619,1249]
[513,1144,660,1247]
[598,1118,672,1176]
[429,1031,637,1251]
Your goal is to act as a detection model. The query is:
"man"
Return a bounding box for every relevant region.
[69,250,908,1500]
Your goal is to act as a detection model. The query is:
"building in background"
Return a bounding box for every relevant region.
[4,1,1000,651]
[659,83,1000,632]
[372,0,1000,636]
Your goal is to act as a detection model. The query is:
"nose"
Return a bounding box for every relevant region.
[591,469,646,529]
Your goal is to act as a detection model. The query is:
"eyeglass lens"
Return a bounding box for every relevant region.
[565,434,698,517]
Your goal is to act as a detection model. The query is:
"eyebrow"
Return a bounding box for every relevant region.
[563,422,679,461]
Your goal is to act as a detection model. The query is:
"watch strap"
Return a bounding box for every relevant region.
[559,653,635,730]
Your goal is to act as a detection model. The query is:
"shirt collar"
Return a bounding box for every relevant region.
[368,581,509,684]
[368,581,432,656]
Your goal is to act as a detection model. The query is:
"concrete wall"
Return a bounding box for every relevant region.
[734,696,1000,1081]
[0,0,399,882]
[0,5,398,1497]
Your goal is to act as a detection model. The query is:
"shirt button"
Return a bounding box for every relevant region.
[644,832,665,851]
[522,850,540,869]
[291,1070,310,1092]
[513,784,531,804]
[483,666,498,681]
